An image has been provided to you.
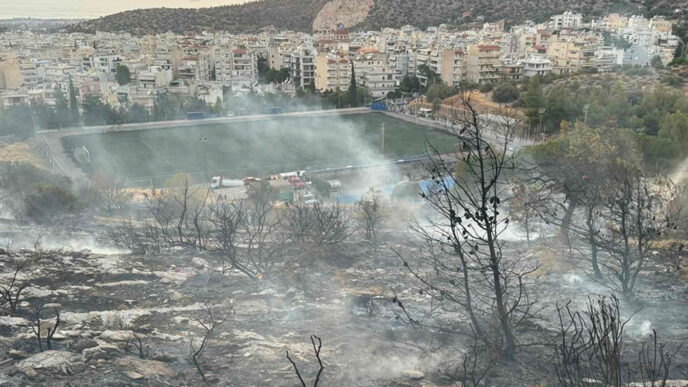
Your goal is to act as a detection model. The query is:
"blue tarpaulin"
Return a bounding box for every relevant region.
[418,176,455,195]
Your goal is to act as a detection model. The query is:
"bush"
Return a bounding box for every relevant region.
[24,184,83,225]
[492,82,520,103]
[478,82,494,93]
[310,177,331,199]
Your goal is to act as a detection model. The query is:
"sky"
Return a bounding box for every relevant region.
[1,0,252,20]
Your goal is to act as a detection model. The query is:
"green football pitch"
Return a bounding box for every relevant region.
[61,112,456,186]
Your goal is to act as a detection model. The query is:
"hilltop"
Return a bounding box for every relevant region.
[66,0,681,35]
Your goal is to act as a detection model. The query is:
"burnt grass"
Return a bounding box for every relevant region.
[0,228,687,386]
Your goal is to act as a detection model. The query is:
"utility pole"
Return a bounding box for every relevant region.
[380,122,385,156]
[200,132,208,182]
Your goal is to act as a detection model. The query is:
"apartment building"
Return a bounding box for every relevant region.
[465,44,502,84]
[0,53,21,89]
[89,54,122,74]
[550,12,583,30]
[217,48,257,89]
[284,45,316,89]
[315,53,350,92]
[354,49,396,98]
[547,37,597,74]
[500,58,524,81]
[137,66,173,89]
[436,48,464,87]
[522,54,552,77]
[154,48,182,77]
[0,53,38,89]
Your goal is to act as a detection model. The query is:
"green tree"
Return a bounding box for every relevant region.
[399,75,421,93]
[128,103,150,123]
[82,96,120,126]
[650,55,664,69]
[522,76,546,127]
[426,82,455,102]
[660,112,688,157]
[492,82,519,103]
[115,64,131,85]
[348,60,358,107]
[68,76,80,126]
[0,104,35,139]
[54,88,72,128]
[417,64,442,87]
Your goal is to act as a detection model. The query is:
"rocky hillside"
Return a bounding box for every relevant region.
[67,0,682,35]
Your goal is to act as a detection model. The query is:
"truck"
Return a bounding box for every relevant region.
[210,176,245,189]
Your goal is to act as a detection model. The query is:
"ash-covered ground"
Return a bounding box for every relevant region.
[0,213,687,386]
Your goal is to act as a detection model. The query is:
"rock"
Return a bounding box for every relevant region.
[168,290,184,302]
[258,288,276,296]
[99,330,136,341]
[192,257,210,269]
[50,333,67,341]
[16,350,78,375]
[0,316,29,328]
[402,370,425,380]
[126,371,145,380]
[115,356,175,379]
[71,338,99,352]
[151,352,177,363]
[22,367,37,378]
[131,247,147,256]
[8,349,29,360]
[82,342,121,361]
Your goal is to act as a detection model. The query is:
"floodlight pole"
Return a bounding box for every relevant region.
[200,132,208,181]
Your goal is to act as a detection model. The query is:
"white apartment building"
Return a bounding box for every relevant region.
[522,54,552,77]
[354,49,396,98]
[137,66,173,89]
[284,45,316,89]
[550,12,583,30]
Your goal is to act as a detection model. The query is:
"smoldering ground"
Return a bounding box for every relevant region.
[1,98,688,385]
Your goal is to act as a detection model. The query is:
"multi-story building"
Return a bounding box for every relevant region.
[595,46,624,72]
[547,37,597,74]
[465,44,502,84]
[217,48,257,89]
[154,48,182,77]
[354,48,396,98]
[0,52,21,89]
[522,54,552,77]
[284,45,316,89]
[550,12,583,30]
[500,58,524,81]
[90,54,122,74]
[435,48,464,87]
[137,66,173,89]
[315,53,350,92]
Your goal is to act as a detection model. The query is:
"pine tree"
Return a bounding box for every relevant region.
[68,75,80,126]
[348,60,358,107]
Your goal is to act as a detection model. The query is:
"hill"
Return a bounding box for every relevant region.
[67,0,680,35]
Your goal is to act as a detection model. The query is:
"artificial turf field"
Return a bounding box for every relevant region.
[61,112,456,186]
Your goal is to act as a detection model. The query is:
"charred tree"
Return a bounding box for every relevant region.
[286,335,324,387]
[394,92,537,359]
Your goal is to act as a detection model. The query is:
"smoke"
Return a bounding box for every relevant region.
[670,156,688,184]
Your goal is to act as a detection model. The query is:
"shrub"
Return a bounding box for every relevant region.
[492,82,520,103]
[24,184,83,225]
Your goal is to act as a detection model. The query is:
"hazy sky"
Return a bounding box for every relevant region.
[1,0,252,20]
